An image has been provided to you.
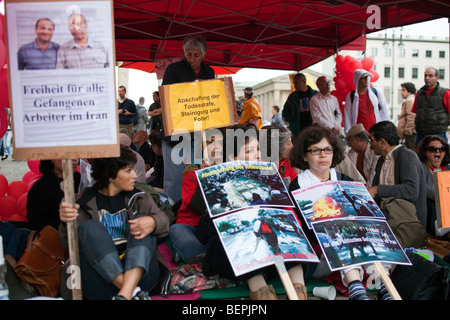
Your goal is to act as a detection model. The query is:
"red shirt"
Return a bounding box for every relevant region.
[175,167,203,226]
[356,91,376,132]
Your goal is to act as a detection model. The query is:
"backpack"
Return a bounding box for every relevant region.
[350,87,381,111]
[135,182,176,225]
[380,197,427,249]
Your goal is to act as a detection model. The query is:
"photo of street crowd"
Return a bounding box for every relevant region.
[196,161,294,217]
[312,218,410,271]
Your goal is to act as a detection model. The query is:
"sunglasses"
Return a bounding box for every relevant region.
[426,146,445,153]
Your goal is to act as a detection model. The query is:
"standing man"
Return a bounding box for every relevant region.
[270,106,285,128]
[309,76,342,135]
[397,82,417,150]
[238,87,263,130]
[344,69,389,134]
[148,91,162,131]
[411,67,450,146]
[117,85,137,139]
[18,18,59,70]
[134,97,149,133]
[56,13,109,69]
[345,124,379,188]
[282,73,317,138]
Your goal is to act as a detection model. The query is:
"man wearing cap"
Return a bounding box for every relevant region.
[282,73,317,137]
[239,87,263,130]
[344,69,389,134]
[309,76,342,135]
[345,123,379,187]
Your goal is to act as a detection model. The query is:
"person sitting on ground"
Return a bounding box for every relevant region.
[288,125,392,300]
[59,145,170,300]
[133,130,155,172]
[202,124,312,300]
[26,159,80,231]
[415,135,450,235]
[168,128,225,264]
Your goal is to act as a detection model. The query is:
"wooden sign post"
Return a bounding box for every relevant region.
[62,159,82,300]
[373,262,402,300]
[273,255,299,300]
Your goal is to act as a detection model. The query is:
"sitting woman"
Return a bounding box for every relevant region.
[169,128,225,264]
[289,125,391,300]
[202,124,312,300]
[415,135,450,235]
[59,145,170,300]
[27,159,80,231]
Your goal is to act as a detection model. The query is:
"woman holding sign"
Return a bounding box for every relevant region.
[159,35,215,204]
[289,125,392,300]
[59,145,170,300]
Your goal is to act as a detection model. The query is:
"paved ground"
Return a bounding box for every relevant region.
[0,154,30,183]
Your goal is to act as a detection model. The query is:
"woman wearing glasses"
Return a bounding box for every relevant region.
[288,125,392,300]
[415,135,450,235]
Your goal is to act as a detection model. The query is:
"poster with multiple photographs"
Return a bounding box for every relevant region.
[291,181,385,229]
[5,0,118,160]
[195,161,294,218]
[311,218,410,271]
[213,207,319,277]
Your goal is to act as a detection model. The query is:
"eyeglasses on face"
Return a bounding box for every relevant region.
[306,147,334,155]
[426,146,445,153]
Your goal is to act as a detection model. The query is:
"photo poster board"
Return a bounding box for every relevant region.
[291,181,411,272]
[159,77,238,137]
[290,181,385,230]
[195,161,295,218]
[4,0,119,160]
[213,207,319,277]
[434,170,450,229]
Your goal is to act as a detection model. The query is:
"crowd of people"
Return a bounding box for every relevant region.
[1,34,449,301]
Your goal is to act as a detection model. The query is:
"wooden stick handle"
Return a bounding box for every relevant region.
[274,255,298,300]
[62,159,83,300]
[373,262,401,300]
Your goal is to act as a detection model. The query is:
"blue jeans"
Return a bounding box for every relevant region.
[169,224,206,262]
[78,220,159,300]
[2,129,11,155]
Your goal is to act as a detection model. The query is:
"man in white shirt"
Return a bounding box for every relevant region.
[309,76,342,135]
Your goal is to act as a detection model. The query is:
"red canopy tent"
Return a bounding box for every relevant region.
[113,0,450,71]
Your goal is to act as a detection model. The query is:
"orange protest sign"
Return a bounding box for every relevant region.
[434,170,450,229]
[159,77,237,136]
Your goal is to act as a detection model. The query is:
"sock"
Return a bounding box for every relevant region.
[348,280,370,300]
[132,286,141,298]
[379,282,392,300]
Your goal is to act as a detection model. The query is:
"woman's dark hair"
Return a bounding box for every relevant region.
[415,135,450,165]
[289,125,345,170]
[91,145,137,190]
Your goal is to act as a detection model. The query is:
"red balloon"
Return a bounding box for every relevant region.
[0,68,9,108]
[8,180,27,200]
[335,55,345,65]
[0,14,4,42]
[0,195,19,220]
[0,40,5,68]
[0,107,7,139]
[0,174,8,197]
[8,213,27,222]
[17,193,27,217]
[348,60,363,72]
[27,175,40,192]
[22,170,39,184]
[369,69,379,82]
[27,160,41,175]
[361,57,374,71]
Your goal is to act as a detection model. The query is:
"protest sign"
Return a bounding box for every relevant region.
[195,161,294,218]
[213,207,318,277]
[159,77,238,136]
[5,0,118,160]
[291,181,384,229]
[434,170,450,229]
[311,218,410,272]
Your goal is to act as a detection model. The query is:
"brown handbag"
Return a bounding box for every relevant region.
[14,226,66,297]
